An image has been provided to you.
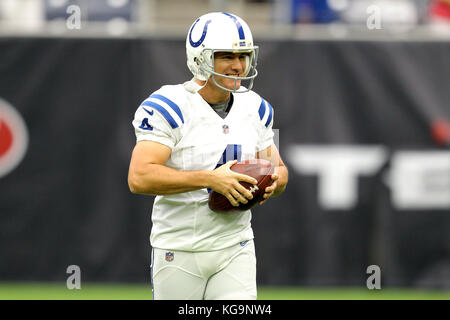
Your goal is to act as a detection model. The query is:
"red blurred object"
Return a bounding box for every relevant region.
[431,118,450,146]
[430,0,450,20]
[208,159,274,214]
[0,120,13,158]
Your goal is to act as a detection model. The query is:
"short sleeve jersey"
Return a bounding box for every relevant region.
[132,84,275,251]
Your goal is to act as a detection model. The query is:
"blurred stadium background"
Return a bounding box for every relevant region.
[0,0,449,300]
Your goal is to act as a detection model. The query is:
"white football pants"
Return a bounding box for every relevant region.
[151,240,256,300]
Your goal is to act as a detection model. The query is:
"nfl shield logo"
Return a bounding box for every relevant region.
[222,124,229,134]
[165,252,174,262]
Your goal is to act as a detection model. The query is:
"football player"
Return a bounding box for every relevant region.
[128,12,288,300]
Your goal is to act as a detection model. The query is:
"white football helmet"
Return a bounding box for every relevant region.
[186,12,259,93]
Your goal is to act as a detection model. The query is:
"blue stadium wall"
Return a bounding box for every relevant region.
[0,37,449,289]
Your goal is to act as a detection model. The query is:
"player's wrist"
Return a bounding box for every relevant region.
[198,170,215,190]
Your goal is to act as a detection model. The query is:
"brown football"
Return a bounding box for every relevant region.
[208,159,275,214]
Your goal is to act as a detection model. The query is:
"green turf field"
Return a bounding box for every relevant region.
[0,283,449,300]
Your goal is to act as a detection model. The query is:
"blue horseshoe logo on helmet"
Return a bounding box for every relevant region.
[189,19,211,48]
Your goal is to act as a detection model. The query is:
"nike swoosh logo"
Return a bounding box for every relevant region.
[240,240,249,247]
[143,108,154,116]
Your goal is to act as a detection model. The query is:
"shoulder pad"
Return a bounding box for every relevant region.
[140,87,185,129]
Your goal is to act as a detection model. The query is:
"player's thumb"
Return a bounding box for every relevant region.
[224,160,238,169]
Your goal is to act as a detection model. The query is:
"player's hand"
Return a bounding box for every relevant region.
[210,160,257,207]
[259,174,278,205]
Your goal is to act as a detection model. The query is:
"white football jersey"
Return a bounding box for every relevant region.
[132,83,274,251]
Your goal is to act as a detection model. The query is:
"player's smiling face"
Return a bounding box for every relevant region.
[213,51,248,91]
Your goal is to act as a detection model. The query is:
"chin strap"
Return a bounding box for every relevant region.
[183,78,208,93]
